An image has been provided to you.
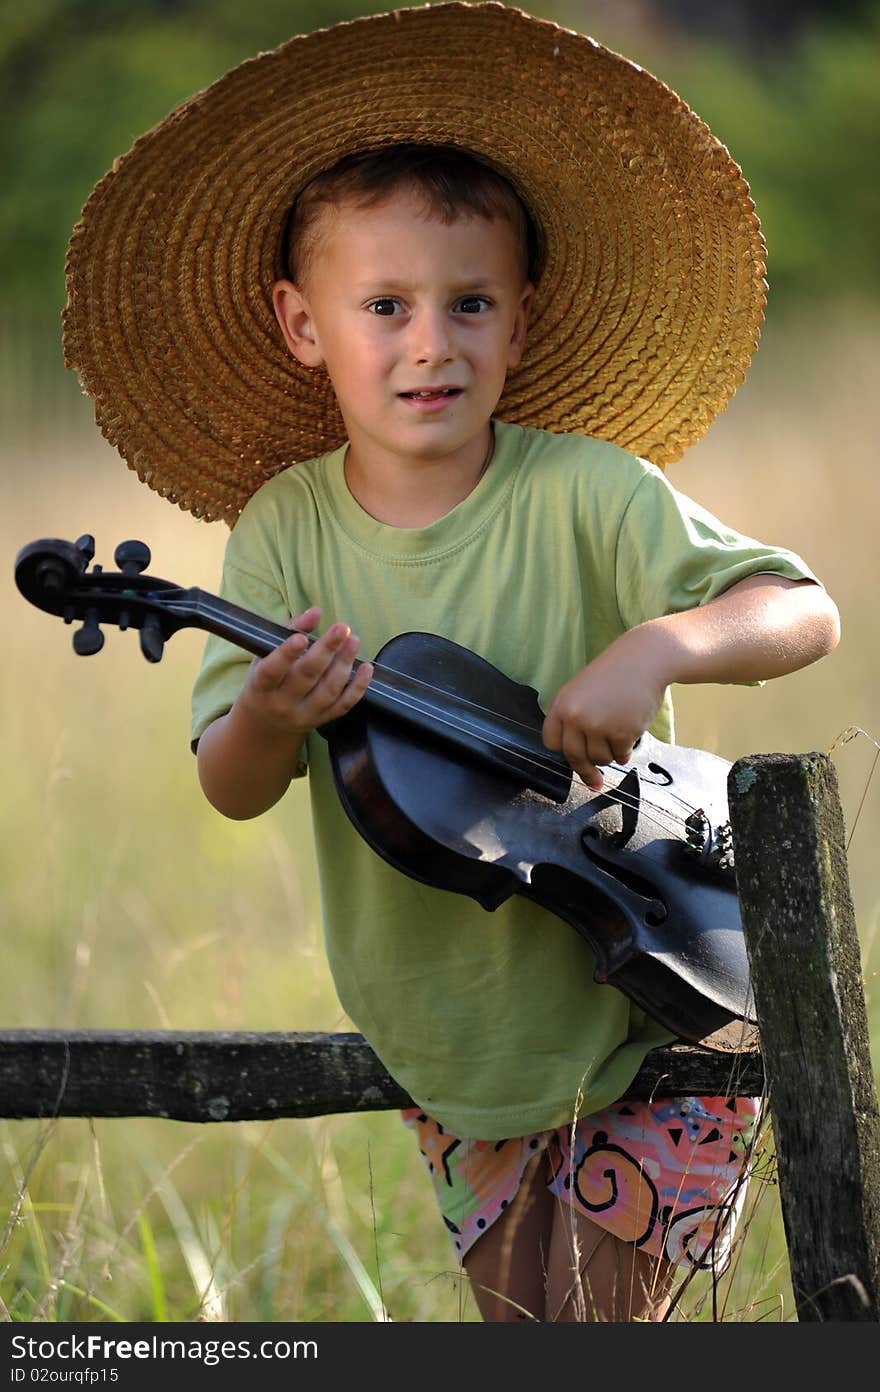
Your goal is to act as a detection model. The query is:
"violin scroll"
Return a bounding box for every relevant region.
[14,535,181,663]
[16,534,93,610]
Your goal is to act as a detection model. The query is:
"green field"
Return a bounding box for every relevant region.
[1,304,877,1321]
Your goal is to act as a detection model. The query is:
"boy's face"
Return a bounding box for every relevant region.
[273,190,533,473]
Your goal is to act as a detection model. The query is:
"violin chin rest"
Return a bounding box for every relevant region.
[695,1017,761,1055]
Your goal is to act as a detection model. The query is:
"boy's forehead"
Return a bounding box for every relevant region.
[313,190,524,271]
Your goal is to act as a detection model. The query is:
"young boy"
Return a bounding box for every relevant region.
[63,6,840,1321]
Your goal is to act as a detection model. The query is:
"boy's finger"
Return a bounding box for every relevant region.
[285,624,354,688]
[266,630,357,720]
[556,726,605,791]
[608,737,635,766]
[575,748,605,791]
[253,631,310,686]
[318,660,374,724]
[256,622,344,688]
[561,728,600,788]
[286,605,322,632]
[289,651,367,731]
[299,632,363,706]
[542,711,562,751]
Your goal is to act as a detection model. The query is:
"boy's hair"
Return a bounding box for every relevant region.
[283,143,539,287]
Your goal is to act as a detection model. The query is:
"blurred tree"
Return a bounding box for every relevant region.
[0,0,366,314]
[1,0,878,315]
[657,12,880,302]
[649,0,875,53]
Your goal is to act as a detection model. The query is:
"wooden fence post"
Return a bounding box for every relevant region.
[728,750,880,1321]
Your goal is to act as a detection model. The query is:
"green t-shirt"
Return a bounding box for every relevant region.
[191,421,818,1139]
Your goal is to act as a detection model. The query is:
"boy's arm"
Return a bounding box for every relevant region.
[197,606,373,819]
[543,574,840,790]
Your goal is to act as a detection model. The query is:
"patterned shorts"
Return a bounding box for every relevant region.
[403,1094,762,1271]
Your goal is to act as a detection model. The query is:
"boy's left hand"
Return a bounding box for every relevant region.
[543,576,841,791]
[542,629,669,791]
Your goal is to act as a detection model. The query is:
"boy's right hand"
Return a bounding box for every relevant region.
[237,605,374,737]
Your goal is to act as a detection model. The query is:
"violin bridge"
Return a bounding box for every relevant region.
[579,766,642,852]
[609,767,640,848]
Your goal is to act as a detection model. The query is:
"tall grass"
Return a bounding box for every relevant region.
[1,303,877,1321]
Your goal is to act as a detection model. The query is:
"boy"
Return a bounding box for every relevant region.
[63,6,839,1321]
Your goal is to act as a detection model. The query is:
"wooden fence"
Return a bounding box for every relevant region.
[1,752,878,1321]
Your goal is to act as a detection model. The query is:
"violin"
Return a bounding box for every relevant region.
[15,535,758,1054]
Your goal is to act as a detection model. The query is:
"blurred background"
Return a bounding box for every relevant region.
[2,0,878,1322]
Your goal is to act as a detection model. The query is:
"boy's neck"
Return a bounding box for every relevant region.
[342,425,496,528]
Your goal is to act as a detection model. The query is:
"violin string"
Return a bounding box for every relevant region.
[190,597,700,844]
[360,659,707,834]
[355,677,695,845]
[361,659,701,841]
[193,597,698,843]
[369,657,707,829]
[388,674,710,822]
[186,593,570,780]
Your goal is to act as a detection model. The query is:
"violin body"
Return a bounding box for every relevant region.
[328,631,756,1052]
[15,535,758,1052]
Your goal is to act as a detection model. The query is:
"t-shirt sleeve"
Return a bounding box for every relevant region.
[614,464,822,633]
[189,512,308,776]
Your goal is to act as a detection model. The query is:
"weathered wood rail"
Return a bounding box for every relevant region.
[0,1030,764,1122]
[1,752,878,1322]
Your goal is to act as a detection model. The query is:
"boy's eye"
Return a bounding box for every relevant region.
[456,296,491,314]
[368,298,400,316]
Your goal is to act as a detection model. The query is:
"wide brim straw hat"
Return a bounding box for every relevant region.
[63,1,766,526]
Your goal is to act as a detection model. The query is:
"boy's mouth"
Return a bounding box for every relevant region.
[399,387,462,402]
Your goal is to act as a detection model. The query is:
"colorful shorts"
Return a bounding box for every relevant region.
[403,1094,762,1271]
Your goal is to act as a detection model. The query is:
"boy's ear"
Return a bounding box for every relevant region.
[272,280,325,367]
[507,281,535,371]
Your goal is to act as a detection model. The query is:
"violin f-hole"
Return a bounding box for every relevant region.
[645,761,673,787]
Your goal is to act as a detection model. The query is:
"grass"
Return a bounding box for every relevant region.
[1,300,878,1321]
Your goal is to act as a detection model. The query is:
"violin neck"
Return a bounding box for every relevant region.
[176,588,463,720]
[175,589,568,799]
[172,588,320,660]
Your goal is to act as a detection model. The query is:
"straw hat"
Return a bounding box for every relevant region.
[63,2,766,526]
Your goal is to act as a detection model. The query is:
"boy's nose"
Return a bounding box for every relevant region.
[410,308,454,364]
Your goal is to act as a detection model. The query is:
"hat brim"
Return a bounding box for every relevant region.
[63,2,765,524]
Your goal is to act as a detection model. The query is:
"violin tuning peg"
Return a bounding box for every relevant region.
[139,613,164,663]
[74,535,96,565]
[114,540,151,575]
[73,611,104,656]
